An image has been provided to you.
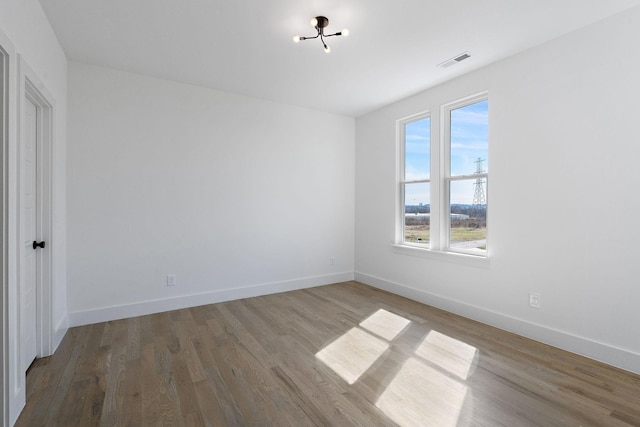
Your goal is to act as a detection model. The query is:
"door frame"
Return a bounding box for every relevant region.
[17,57,54,363]
[6,57,56,422]
[0,30,12,427]
[0,26,19,427]
[0,39,56,426]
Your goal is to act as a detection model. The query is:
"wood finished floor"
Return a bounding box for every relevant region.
[16,281,640,426]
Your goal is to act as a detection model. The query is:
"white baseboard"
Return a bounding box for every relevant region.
[69,272,354,327]
[52,314,68,353]
[355,271,640,375]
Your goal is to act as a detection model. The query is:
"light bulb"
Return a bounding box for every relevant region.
[293,35,300,43]
[342,28,349,37]
[310,17,318,27]
[324,45,331,53]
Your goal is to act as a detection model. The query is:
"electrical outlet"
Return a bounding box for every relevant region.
[330,257,335,266]
[167,274,176,287]
[529,292,541,308]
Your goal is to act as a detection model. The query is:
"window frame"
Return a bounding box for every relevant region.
[397,111,431,249]
[441,92,489,257]
[396,91,489,261]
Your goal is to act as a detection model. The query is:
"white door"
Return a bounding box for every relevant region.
[20,96,38,371]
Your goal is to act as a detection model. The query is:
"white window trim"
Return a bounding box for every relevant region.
[391,243,490,268]
[395,91,489,264]
[396,110,431,246]
[442,92,488,257]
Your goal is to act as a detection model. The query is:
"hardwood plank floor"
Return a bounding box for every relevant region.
[15,281,640,426]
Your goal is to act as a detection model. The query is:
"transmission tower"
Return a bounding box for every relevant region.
[472,158,486,218]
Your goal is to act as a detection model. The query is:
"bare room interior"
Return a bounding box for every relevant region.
[2,1,640,426]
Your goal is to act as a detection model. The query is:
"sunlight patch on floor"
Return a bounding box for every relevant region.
[415,330,478,380]
[315,327,389,384]
[316,310,477,426]
[376,357,468,427]
[359,309,411,341]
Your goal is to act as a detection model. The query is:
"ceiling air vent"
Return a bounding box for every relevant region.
[438,52,471,68]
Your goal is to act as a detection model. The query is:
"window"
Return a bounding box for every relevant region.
[399,114,431,245]
[398,93,488,257]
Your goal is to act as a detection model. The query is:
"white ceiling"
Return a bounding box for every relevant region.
[40,0,640,117]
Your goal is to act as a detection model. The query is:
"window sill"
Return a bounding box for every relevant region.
[391,244,490,269]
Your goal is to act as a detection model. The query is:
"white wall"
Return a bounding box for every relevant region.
[0,0,68,425]
[355,6,640,374]
[67,62,354,324]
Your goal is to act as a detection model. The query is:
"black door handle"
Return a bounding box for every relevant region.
[32,241,45,250]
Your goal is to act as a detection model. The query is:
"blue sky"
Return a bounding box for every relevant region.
[450,100,489,177]
[404,100,488,206]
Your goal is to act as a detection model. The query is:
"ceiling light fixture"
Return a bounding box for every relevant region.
[293,16,349,53]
